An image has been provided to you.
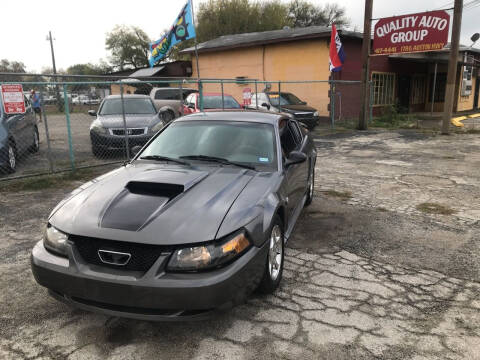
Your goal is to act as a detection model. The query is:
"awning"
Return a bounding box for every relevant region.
[129,66,165,78]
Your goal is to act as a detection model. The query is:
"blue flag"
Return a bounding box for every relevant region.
[149,0,196,67]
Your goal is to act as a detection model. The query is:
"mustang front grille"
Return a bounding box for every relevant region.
[70,235,173,272]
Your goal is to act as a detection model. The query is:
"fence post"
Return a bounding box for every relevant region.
[39,88,54,173]
[278,81,281,112]
[199,79,204,111]
[62,84,75,171]
[330,81,336,129]
[221,80,225,110]
[369,80,373,124]
[179,81,184,116]
[254,80,258,110]
[119,83,130,161]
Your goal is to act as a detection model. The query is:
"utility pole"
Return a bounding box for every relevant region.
[442,0,463,135]
[358,0,373,130]
[47,31,62,111]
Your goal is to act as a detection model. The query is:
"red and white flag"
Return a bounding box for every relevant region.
[329,24,345,72]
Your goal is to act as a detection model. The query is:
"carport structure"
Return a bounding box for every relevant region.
[387,45,480,114]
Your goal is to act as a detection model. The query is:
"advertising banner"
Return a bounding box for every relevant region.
[373,10,450,55]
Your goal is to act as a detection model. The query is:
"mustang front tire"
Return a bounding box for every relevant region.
[257,215,284,294]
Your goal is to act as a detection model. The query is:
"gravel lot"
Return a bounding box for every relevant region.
[1,130,479,359]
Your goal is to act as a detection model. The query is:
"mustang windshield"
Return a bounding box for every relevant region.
[140,121,277,170]
[99,98,156,115]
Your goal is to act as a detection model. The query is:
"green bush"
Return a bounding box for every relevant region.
[372,105,416,129]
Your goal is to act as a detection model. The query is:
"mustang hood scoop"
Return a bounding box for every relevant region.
[101,181,186,231]
[125,181,184,197]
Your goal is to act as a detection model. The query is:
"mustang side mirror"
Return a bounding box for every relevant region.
[131,145,142,156]
[261,102,271,110]
[88,110,97,116]
[285,151,307,167]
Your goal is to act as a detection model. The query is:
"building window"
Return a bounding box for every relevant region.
[411,75,426,105]
[372,72,395,106]
[429,73,446,103]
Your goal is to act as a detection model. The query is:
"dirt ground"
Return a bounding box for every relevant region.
[1,130,479,359]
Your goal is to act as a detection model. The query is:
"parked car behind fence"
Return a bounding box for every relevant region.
[249,91,320,129]
[183,92,242,114]
[150,87,197,120]
[89,94,166,158]
[0,95,40,173]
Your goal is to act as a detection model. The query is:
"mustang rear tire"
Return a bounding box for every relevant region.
[257,215,284,294]
[305,165,315,207]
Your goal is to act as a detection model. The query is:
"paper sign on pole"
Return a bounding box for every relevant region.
[1,84,26,114]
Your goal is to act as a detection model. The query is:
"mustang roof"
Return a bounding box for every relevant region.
[175,110,287,125]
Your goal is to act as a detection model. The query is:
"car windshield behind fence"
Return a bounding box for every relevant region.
[141,121,276,169]
[203,96,241,109]
[268,92,303,106]
[99,98,156,115]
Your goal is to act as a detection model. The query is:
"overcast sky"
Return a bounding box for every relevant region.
[0,0,478,73]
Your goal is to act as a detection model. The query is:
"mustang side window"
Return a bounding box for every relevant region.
[280,121,298,158]
[290,121,303,144]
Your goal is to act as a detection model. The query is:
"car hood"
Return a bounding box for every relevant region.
[279,104,317,114]
[49,163,256,245]
[97,114,159,128]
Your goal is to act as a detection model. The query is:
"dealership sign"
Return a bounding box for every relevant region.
[373,10,450,55]
[1,84,26,114]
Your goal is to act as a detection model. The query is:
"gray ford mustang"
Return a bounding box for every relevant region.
[31,111,317,320]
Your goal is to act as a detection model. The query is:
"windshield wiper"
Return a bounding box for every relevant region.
[140,155,190,166]
[180,155,256,170]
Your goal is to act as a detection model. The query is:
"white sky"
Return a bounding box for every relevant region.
[0,0,478,73]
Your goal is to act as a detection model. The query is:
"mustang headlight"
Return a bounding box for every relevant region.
[90,119,107,134]
[44,224,68,256]
[167,232,250,272]
[150,120,165,134]
[313,111,319,117]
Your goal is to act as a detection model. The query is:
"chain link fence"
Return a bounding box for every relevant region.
[0,74,368,181]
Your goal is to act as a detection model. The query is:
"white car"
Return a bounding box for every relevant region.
[72,95,100,105]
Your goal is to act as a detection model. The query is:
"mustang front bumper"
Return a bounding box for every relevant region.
[31,239,268,321]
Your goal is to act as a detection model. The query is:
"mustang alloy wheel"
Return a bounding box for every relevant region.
[268,225,283,281]
[258,215,284,294]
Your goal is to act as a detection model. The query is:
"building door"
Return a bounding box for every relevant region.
[397,75,411,113]
[474,77,480,109]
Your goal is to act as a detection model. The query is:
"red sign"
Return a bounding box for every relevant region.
[1,84,26,114]
[242,88,252,106]
[373,10,450,55]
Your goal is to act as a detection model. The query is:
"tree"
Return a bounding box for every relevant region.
[288,1,349,28]
[320,3,349,27]
[0,59,26,82]
[105,25,151,70]
[66,62,111,76]
[196,0,291,43]
[0,59,26,73]
[66,62,112,92]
